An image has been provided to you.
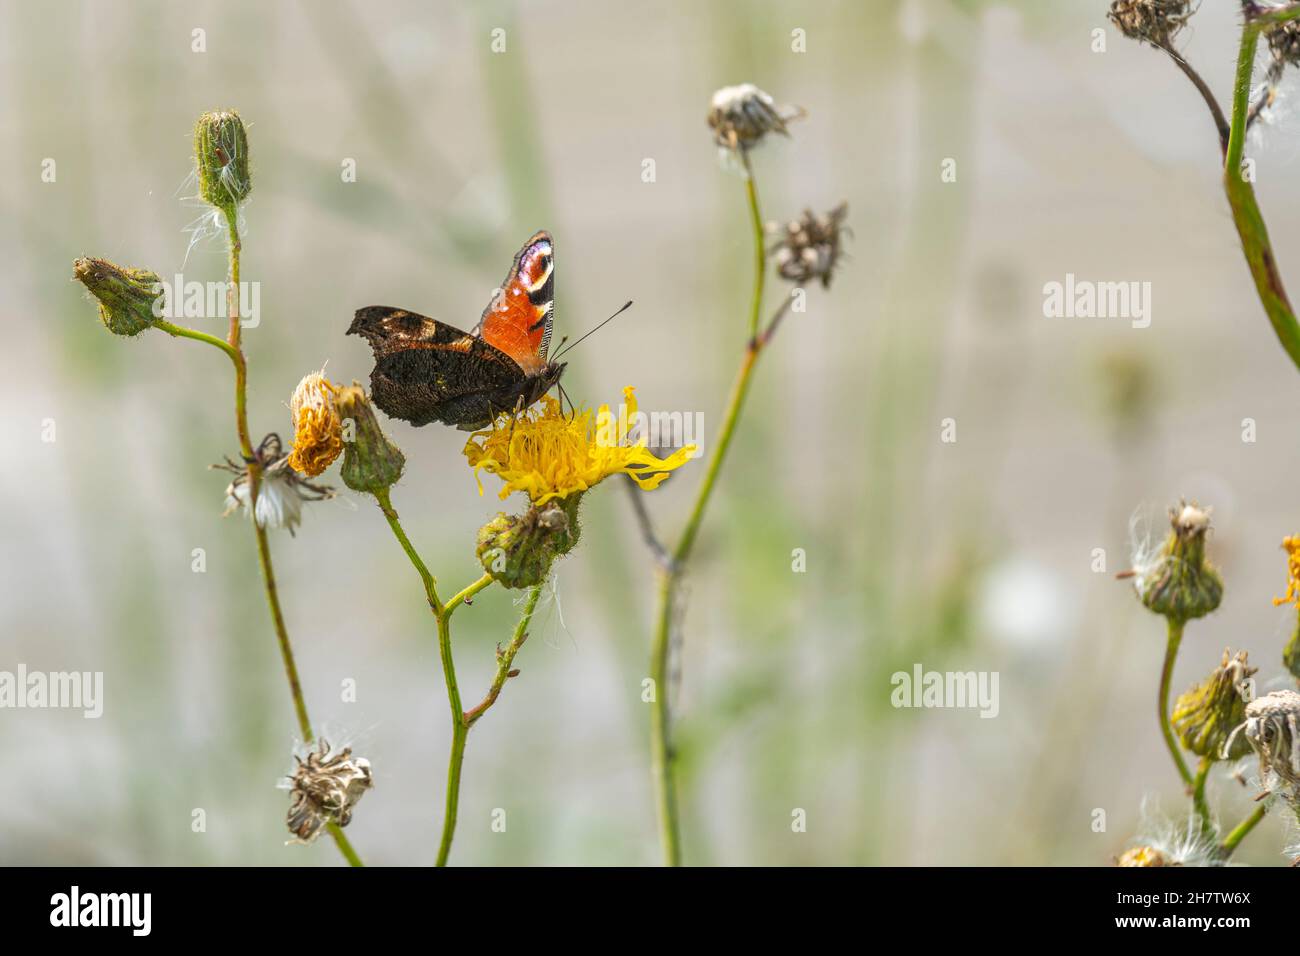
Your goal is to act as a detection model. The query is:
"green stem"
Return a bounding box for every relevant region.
[465,585,542,726]
[742,151,766,340]
[1223,22,1300,374]
[435,604,467,868]
[648,570,681,867]
[434,573,517,867]
[374,488,503,866]
[1158,619,1193,788]
[1191,756,1212,837]
[646,147,771,867]
[154,320,240,363]
[374,488,442,613]
[372,489,476,866]
[1220,805,1267,857]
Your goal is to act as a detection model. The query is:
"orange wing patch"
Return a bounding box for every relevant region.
[479,231,553,374]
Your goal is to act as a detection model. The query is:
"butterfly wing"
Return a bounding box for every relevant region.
[476,231,554,374]
[348,306,525,427]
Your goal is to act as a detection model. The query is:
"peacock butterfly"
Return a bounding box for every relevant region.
[348,231,565,431]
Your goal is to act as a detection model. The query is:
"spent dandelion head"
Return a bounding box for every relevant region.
[1107,0,1194,48]
[1266,17,1300,72]
[216,434,334,536]
[287,369,344,478]
[285,739,373,845]
[72,257,163,337]
[463,388,695,506]
[768,202,849,289]
[1172,648,1257,760]
[1118,800,1222,867]
[1225,689,1300,788]
[707,83,804,154]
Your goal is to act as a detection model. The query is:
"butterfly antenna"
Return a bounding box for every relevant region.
[553,300,633,359]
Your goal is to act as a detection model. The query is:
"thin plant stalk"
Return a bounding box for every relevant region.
[1220,805,1268,857]
[1191,756,1212,837]
[1222,21,1300,374]
[1158,619,1193,788]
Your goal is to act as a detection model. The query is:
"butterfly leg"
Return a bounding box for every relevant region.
[506,395,527,445]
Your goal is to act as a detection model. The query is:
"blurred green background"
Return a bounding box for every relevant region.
[4,0,1300,865]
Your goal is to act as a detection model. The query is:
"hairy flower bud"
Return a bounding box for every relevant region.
[336,385,405,495]
[72,257,163,337]
[1172,649,1256,761]
[194,109,251,213]
[476,497,581,589]
[1133,501,1223,622]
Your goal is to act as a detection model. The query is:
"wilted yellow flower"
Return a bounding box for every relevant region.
[288,370,343,477]
[463,387,695,505]
[1275,536,1300,608]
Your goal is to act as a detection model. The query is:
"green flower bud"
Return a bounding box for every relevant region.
[194,110,251,213]
[1285,626,1300,684]
[475,496,582,589]
[72,257,163,337]
[336,385,405,494]
[1171,649,1256,760]
[1135,501,1223,622]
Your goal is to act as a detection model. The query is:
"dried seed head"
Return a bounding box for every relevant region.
[1132,499,1223,622]
[1230,689,1300,787]
[707,83,803,152]
[336,385,406,495]
[768,202,849,289]
[1172,649,1257,760]
[1107,0,1193,48]
[1267,19,1300,71]
[72,257,163,337]
[286,739,373,844]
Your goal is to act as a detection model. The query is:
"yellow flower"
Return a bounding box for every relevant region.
[1274,536,1300,607]
[463,387,695,505]
[288,369,344,477]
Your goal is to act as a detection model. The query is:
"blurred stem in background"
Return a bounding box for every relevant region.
[855,13,977,863]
